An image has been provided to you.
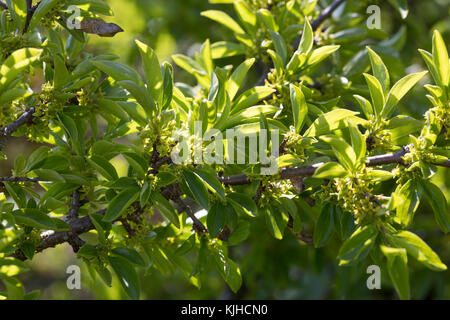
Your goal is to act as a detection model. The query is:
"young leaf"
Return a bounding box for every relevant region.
[314,162,349,179]
[103,188,139,222]
[135,40,163,101]
[363,73,385,117]
[393,180,421,227]
[338,225,378,265]
[182,170,210,209]
[366,47,390,94]
[353,95,374,119]
[201,10,245,34]
[304,109,360,137]
[380,245,410,300]
[228,58,255,101]
[111,247,146,267]
[320,135,357,172]
[314,204,335,248]
[108,255,140,300]
[289,84,308,133]
[432,30,449,87]
[207,202,226,238]
[269,31,288,66]
[387,231,447,271]
[91,60,143,85]
[348,121,366,168]
[381,71,428,118]
[298,18,313,55]
[150,192,180,228]
[191,168,226,201]
[419,180,450,233]
[306,45,340,66]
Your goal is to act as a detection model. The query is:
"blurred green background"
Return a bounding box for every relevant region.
[5,0,450,299]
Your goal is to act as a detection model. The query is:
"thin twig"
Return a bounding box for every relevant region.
[22,0,40,34]
[0,176,42,183]
[219,146,448,186]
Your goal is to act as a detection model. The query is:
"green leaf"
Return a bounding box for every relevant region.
[290,84,308,133]
[161,62,174,110]
[307,45,340,66]
[380,245,410,300]
[387,230,447,271]
[27,0,59,31]
[366,47,390,94]
[314,162,349,179]
[150,192,180,228]
[365,170,394,181]
[304,109,360,137]
[122,152,147,179]
[77,244,99,259]
[381,71,428,118]
[298,18,313,55]
[53,55,70,89]
[320,135,357,172]
[419,180,450,233]
[135,40,163,101]
[108,255,140,300]
[263,206,287,240]
[211,246,242,293]
[419,49,442,88]
[139,181,151,207]
[234,0,257,35]
[393,180,421,227]
[33,169,66,182]
[207,202,226,238]
[88,155,118,181]
[211,41,246,59]
[103,187,139,222]
[269,30,288,65]
[91,60,142,85]
[111,247,146,267]
[201,10,245,34]
[228,58,255,101]
[231,86,276,113]
[338,225,378,265]
[191,169,225,200]
[388,0,409,19]
[314,204,335,248]
[96,98,130,121]
[353,95,374,119]
[363,73,385,117]
[226,193,257,218]
[348,121,366,168]
[0,48,43,91]
[257,9,277,32]
[117,80,156,117]
[182,170,210,209]
[432,30,449,87]
[13,208,69,231]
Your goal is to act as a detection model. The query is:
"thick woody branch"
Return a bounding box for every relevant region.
[12,211,103,261]
[1,108,35,137]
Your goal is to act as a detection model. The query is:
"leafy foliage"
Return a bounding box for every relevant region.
[0,0,448,300]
